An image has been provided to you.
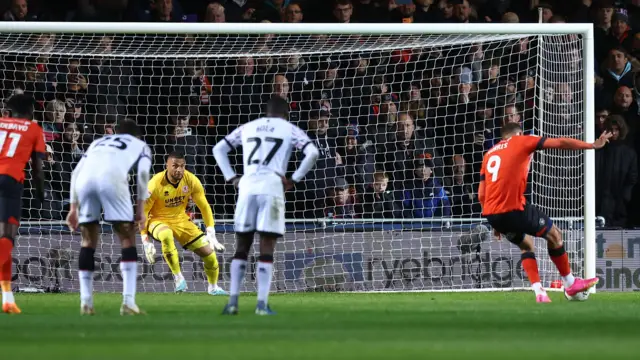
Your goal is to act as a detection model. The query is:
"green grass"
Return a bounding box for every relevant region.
[1,292,638,359]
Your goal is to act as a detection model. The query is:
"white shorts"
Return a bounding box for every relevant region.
[234,193,285,236]
[76,176,133,224]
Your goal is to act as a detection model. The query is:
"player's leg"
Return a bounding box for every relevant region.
[254,195,285,315]
[544,225,598,296]
[223,192,258,315]
[150,222,186,292]
[184,225,225,295]
[0,221,20,314]
[78,222,100,314]
[113,221,144,315]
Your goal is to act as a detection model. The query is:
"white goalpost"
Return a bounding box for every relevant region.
[0,22,594,294]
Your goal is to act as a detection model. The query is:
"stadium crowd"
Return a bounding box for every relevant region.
[1,0,639,228]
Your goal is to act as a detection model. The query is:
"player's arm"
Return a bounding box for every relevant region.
[212,126,243,185]
[536,131,612,151]
[140,179,156,237]
[191,175,225,252]
[478,172,486,205]
[31,126,47,202]
[290,125,319,185]
[135,145,153,226]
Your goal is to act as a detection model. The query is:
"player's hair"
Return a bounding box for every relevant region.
[115,118,140,137]
[266,96,290,120]
[5,94,35,119]
[500,122,523,138]
[167,151,185,161]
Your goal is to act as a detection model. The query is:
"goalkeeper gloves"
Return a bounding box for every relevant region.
[141,234,156,264]
[206,226,225,252]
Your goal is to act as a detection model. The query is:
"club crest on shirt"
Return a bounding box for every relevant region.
[539,218,545,226]
[182,185,189,193]
[164,191,169,196]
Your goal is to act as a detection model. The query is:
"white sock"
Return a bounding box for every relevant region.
[120,261,137,306]
[531,282,546,296]
[2,291,14,304]
[563,274,575,288]
[78,270,94,306]
[230,259,247,297]
[256,261,273,304]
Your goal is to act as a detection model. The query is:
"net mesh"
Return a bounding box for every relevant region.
[3,32,586,293]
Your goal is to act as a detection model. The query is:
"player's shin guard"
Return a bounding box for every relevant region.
[78,247,96,306]
[229,252,248,305]
[256,254,274,305]
[120,247,138,306]
[548,245,575,288]
[0,237,15,305]
[521,252,544,296]
[202,252,220,285]
[158,229,182,278]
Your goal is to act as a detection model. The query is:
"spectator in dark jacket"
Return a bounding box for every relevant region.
[447,155,480,217]
[403,157,451,218]
[360,171,400,219]
[602,47,635,98]
[596,115,638,227]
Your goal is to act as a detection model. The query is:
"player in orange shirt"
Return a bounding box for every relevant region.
[0,94,45,314]
[478,122,611,303]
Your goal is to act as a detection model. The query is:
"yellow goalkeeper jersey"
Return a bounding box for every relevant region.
[141,170,214,235]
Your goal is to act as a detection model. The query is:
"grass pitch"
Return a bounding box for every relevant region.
[1,292,638,359]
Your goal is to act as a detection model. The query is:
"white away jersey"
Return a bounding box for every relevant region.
[224,117,311,178]
[77,134,151,184]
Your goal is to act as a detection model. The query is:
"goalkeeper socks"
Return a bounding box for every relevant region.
[120,247,138,306]
[202,252,220,285]
[229,258,248,304]
[78,247,96,306]
[159,230,182,276]
[256,255,274,305]
[548,245,575,287]
[521,252,544,296]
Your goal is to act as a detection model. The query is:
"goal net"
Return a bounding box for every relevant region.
[2,23,593,293]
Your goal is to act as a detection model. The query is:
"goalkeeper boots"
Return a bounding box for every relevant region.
[222,303,239,315]
[565,277,599,297]
[208,284,228,296]
[174,277,187,293]
[255,301,276,316]
[2,302,21,314]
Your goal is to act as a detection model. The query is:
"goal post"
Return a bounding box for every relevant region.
[0,22,595,293]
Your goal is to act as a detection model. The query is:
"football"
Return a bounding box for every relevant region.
[564,290,590,301]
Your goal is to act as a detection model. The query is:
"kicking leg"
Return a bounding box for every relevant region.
[0,221,20,314]
[255,232,277,315]
[114,222,144,315]
[192,244,225,295]
[222,232,254,315]
[78,222,100,315]
[545,226,598,296]
[154,225,185,292]
[517,235,550,303]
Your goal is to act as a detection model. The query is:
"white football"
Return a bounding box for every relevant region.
[564,290,590,301]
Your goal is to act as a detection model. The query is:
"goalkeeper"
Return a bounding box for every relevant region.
[140,151,227,295]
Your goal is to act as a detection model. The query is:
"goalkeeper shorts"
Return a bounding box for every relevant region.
[148,220,209,251]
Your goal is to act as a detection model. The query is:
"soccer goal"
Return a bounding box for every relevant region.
[0,22,595,294]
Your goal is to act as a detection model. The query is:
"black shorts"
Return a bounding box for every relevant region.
[0,175,23,225]
[485,203,553,245]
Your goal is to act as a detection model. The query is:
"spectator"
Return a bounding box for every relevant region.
[43,99,66,141]
[610,86,639,142]
[596,115,638,227]
[437,0,453,21]
[352,0,388,23]
[321,177,356,218]
[339,126,375,192]
[283,2,303,23]
[135,0,185,22]
[360,171,400,219]
[170,107,208,176]
[204,2,225,22]
[609,9,634,53]
[3,0,38,21]
[403,157,451,218]
[501,12,519,23]
[256,0,288,22]
[413,0,439,23]
[595,108,610,136]
[24,144,65,220]
[270,73,300,123]
[538,2,554,23]
[446,155,479,217]
[389,0,416,23]
[602,47,635,98]
[221,57,261,127]
[332,0,354,23]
